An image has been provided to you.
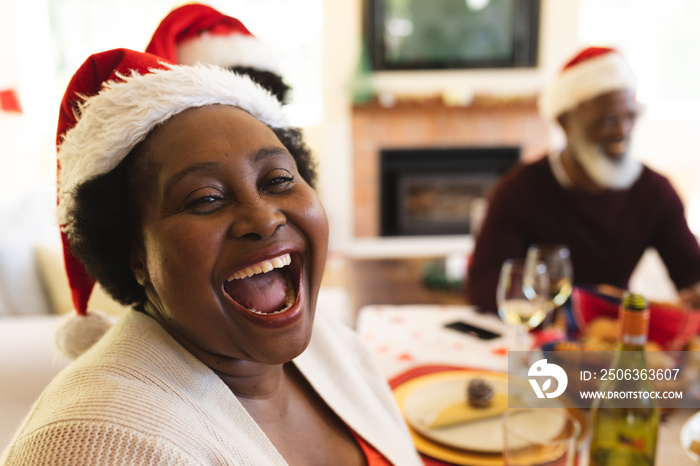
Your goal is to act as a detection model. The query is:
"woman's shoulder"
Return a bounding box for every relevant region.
[1,314,253,465]
[1,419,200,466]
[1,353,207,465]
[15,312,220,429]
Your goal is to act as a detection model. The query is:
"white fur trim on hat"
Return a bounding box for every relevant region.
[178,33,283,74]
[56,63,289,225]
[55,310,113,359]
[538,51,637,121]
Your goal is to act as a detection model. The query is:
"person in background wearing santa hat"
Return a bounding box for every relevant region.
[146,3,291,104]
[0,48,422,466]
[466,46,700,317]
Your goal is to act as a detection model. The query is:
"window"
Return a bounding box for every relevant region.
[48,0,323,125]
[579,0,700,120]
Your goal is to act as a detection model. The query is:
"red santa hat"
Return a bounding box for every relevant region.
[538,46,637,121]
[55,48,288,359]
[145,3,282,73]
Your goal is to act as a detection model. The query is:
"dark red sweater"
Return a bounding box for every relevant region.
[466,156,700,314]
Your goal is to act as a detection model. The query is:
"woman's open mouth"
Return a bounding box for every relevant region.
[223,253,299,315]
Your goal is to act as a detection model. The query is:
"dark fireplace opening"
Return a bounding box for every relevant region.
[380,147,520,236]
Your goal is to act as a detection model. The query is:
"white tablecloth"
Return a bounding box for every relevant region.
[356,304,523,379]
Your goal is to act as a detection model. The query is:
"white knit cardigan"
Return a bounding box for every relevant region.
[1,310,422,465]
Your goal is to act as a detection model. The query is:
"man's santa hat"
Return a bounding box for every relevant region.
[145,3,281,74]
[539,46,637,121]
[55,48,288,359]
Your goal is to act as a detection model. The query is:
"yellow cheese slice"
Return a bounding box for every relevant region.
[426,393,508,429]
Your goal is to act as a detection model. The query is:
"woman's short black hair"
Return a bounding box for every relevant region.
[65,124,317,307]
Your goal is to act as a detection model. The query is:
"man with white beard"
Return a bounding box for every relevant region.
[466,46,700,318]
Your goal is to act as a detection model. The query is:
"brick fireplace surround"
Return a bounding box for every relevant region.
[351,97,550,237]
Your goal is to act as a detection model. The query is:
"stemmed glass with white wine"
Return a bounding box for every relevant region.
[524,244,573,330]
[496,258,553,350]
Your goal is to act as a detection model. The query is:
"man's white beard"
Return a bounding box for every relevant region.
[569,123,642,189]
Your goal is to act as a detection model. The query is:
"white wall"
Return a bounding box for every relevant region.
[0,0,57,205]
[318,0,362,252]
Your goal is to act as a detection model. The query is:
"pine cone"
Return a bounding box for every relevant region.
[467,378,494,408]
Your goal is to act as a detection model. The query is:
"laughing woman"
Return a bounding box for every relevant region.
[0,49,421,466]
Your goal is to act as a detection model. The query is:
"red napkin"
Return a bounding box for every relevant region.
[572,286,700,349]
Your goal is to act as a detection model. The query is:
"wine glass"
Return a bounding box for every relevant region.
[497,258,552,350]
[524,244,573,329]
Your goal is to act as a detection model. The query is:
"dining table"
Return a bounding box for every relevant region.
[355,304,698,466]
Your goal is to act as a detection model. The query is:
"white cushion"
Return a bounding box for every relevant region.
[34,243,129,316]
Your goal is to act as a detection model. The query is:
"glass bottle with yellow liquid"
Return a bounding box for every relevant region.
[589,292,659,466]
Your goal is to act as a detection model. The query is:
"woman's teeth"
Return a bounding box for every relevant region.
[226,253,291,281]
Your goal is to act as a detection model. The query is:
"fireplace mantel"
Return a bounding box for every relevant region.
[352,98,549,237]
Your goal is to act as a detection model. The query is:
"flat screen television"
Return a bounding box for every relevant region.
[366,0,540,71]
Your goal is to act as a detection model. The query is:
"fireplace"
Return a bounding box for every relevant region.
[379,147,519,236]
[352,99,548,237]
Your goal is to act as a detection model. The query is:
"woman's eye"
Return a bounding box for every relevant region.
[265,173,295,192]
[271,175,294,185]
[186,194,225,213]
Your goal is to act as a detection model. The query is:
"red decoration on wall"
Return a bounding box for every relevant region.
[0,89,22,113]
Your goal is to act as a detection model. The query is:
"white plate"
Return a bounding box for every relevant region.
[681,411,700,465]
[402,373,563,453]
